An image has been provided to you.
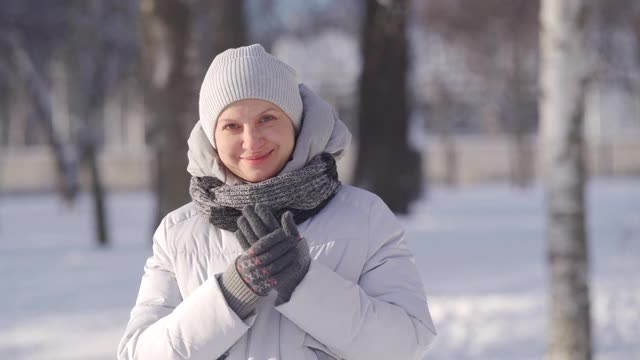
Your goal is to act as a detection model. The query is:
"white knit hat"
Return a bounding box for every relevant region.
[198,44,303,148]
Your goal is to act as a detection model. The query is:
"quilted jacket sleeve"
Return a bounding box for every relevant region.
[117,217,250,360]
[276,195,437,360]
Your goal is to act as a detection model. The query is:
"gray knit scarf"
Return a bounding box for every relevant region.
[189,153,340,232]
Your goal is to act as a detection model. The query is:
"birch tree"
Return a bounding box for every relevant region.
[539,0,594,358]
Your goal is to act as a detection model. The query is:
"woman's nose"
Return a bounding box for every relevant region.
[242,127,264,150]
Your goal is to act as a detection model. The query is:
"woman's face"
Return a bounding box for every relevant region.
[214,99,295,183]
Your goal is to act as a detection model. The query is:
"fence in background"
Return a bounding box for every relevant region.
[1,135,639,193]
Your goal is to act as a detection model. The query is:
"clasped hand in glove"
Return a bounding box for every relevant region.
[218,204,311,318]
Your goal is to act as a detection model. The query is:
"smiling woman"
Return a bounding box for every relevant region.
[118,44,436,360]
[215,99,295,182]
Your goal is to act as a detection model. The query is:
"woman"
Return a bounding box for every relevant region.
[118,44,436,360]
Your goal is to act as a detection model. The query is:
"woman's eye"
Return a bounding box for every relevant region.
[222,123,239,130]
[260,115,276,123]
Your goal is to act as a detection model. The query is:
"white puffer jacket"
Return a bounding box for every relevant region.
[118,85,436,360]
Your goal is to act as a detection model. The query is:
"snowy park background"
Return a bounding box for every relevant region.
[3,1,640,359]
[1,178,638,360]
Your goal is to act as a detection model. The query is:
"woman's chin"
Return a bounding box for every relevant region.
[237,167,278,183]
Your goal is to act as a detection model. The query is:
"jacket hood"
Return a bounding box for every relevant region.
[187,83,352,184]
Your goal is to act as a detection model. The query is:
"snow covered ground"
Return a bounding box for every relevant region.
[1,179,638,360]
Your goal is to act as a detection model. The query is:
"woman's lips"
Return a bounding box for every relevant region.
[241,150,273,165]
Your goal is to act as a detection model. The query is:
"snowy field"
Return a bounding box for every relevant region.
[1,179,638,360]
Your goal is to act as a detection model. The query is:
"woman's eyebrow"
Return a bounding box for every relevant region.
[217,117,235,123]
[218,107,280,123]
[258,108,279,115]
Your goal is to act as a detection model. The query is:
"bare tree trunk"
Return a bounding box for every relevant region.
[141,0,194,227]
[0,60,11,147]
[509,41,534,188]
[9,35,78,201]
[65,0,133,247]
[540,0,594,359]
[508,0,535,188]
[596,141,613,176]
[354,0,419,214]
[441,126,457,186]
[198,0,247,72]
[433,81,458,186]
[81,134,108,246]
[246,0,275,51]
[141,0,247,227]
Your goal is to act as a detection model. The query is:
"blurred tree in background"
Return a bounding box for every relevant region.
[140,0,247,228]
[1,1,78,199]
[540,0,595,358]
[354,0,420,214]
[1,0,137,246]
[417,0,540,187]
[1,0,639,235]
[140,0,196,231]
[65,0,138,246]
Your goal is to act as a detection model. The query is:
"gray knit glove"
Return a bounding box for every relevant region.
[273,211,311,305]
[237,204,311,305]
[218,204,306,318]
